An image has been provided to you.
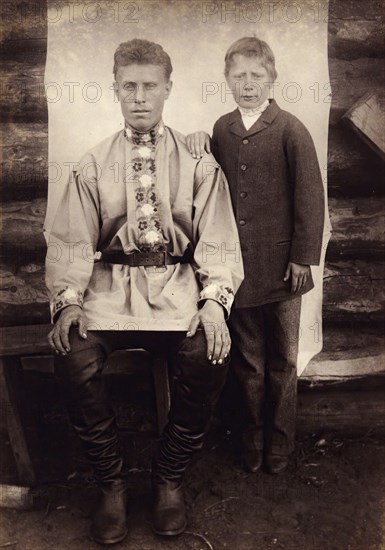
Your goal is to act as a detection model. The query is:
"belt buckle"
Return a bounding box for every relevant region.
[158,251,167,265]
[145,251,167,272]
[146,251,165,266]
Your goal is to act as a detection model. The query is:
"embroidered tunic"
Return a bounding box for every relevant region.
[45,122,244,331]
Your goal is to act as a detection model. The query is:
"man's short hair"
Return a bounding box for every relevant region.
[224,37,278,81]
[113,38,173,80]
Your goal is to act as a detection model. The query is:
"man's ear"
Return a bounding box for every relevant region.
[165,80,173,100]
[113,81,119,100]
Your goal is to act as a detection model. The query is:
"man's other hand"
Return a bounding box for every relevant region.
[284,262,311,293]
[48,305,88,355]
[186,131,211,158]
[186,300,230,365]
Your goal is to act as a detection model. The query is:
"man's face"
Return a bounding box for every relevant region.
[114,63,172,131]
[226,54,272,109]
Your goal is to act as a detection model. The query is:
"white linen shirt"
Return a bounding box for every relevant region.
[45,125,244,331]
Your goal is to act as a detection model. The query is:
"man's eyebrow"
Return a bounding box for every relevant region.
[121,80,158,85]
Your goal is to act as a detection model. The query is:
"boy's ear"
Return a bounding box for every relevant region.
[265,77,277,94]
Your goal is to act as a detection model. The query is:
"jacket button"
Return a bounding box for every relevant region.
[239,219,246,226]
[240,192,247,199]
[242,139,249,144]
[241,164,247,171]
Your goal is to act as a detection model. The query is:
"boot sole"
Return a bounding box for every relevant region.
[152,521,187,537]
[91,528,128,545]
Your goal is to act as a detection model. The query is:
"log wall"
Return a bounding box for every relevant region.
[0,1,384,381]
[325,0,385,339]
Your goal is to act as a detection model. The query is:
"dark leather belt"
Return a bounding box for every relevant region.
[98,250,192,267]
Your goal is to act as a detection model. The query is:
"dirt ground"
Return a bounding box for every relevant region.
[0,369,384,549]
[0,429,384,550]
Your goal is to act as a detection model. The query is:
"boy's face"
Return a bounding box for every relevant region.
[114,63,172,131]
[226,54,272,110]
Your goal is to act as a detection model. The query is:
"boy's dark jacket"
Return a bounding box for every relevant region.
[211,99,325,308]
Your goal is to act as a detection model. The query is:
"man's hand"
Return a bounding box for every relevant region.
[186,300,230,365]
[48,305,88,355]
[186,131,211,159]
[284,262,311,293]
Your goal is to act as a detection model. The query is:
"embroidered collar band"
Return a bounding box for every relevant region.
[124,119,165,146]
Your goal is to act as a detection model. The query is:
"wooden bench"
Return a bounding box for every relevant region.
[0,324,171,487]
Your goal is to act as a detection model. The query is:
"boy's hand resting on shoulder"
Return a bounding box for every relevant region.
[186,131,211,158]
[284,262,311,294]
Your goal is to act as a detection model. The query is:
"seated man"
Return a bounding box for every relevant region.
[45,39,243,545]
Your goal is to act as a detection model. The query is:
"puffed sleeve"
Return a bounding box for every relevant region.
[44,153,101,322]
[192,154,244,317]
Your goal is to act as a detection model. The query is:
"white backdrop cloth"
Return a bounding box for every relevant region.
[45,0,332,375]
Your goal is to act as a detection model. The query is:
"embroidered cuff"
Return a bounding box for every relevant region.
[50,286,84,323]
[198,283,234,318]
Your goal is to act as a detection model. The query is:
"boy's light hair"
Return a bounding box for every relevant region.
[224,37,278,81]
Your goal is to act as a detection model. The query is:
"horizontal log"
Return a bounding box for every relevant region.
[0,197,383,262]
[0,3,46,50]
[327,126,385,197]
[0,262,50,326]
[323,260,385,324]
[297,387,385,433]
[0,123,48,201]
[0,40,46,65]
[0,324,51,355]
[298,317,385,429]
[1,53,45,72]
[7,325,385,386]
[0,325,157,371]
[328,58,385,126]
[0,61,47,123]
[329,0,384,22]
[2,322,385,384]
[0,199,47,259]
[4,117,384,202]
[314,323,385,365]
[0,255,384,326]
[328,19,385,60]
[327,196,385,260]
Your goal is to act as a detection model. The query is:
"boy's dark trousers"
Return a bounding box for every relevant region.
[229,296,301,456]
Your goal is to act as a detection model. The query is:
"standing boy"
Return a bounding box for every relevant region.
[187,37,324,474]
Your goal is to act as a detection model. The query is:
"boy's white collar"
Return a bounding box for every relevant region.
[238,99,270,117]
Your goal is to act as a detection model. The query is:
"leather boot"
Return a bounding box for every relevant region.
[152,423,200,536]
[152,332,229,536]
[265,453,289,475]
[91,478,128,545]
[56,345,128,544]
[152,479,186,536]
[242,449,263,473]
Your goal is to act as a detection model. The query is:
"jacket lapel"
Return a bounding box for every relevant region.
[227,100,281,138]
[227,109,246,138]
